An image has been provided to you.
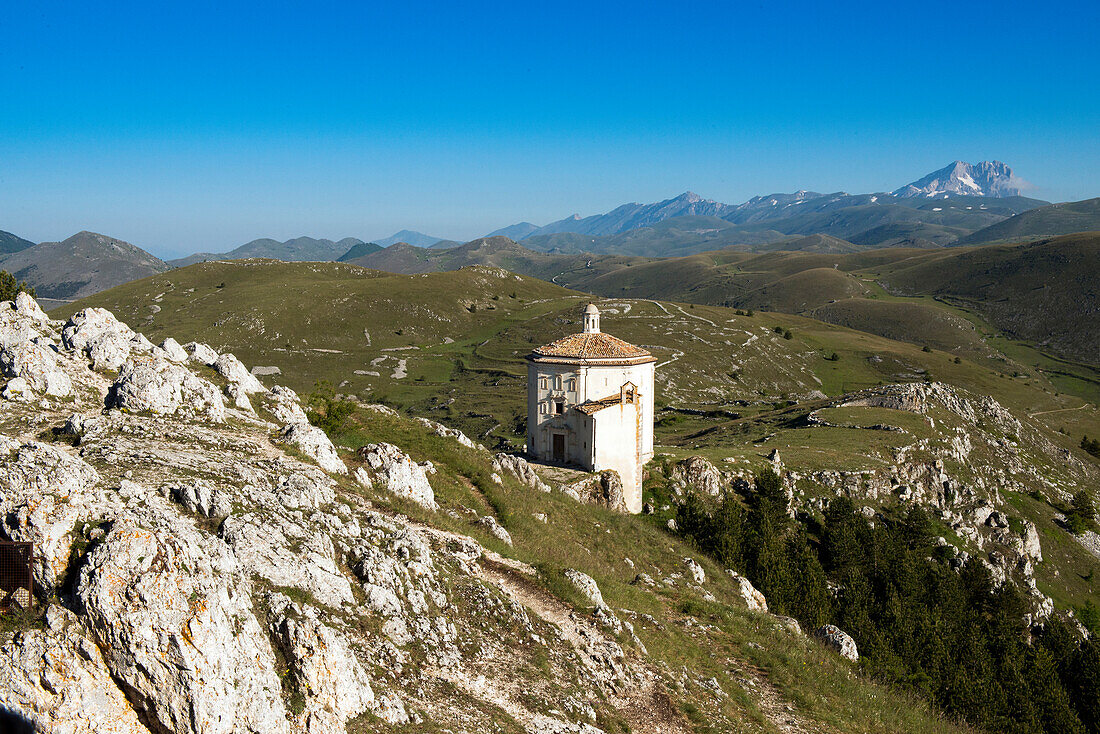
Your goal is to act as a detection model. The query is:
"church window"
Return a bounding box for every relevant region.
[566,378,576,392]
[539,376,547,390]
[554,376,562,390]
[554,400,565,415]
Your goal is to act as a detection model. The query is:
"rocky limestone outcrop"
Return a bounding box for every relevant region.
[0,439,102,592]
[671,456,724,497]
[63,307,151,371]
[183,340,220,365]
[215,353,267,394]
[727,571,768,612]
[265,385,310,425]
[0,605,146,733]
[357,442,437,510]
[814,624,859,662]
[416,417,483,450]
[107,356,227,422]
[494,453,551,493]
[278,422,347,475]
[565,569,607,610]
[159,336,189,362]
[561,470,628,512]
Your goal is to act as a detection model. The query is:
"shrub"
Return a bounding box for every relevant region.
[305,380,356,435]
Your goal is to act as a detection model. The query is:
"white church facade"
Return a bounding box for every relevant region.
[526,304,656,513]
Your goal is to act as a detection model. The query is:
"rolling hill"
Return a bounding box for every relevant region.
[0,230,168,304]
[170,236,366,267]
[870,232,1100,365]
[959,198,1100,244]
[334,240,383,261]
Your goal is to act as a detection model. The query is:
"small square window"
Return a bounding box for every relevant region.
[555,401,565,415]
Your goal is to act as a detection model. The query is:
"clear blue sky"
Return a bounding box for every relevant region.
[2,0,1098,257]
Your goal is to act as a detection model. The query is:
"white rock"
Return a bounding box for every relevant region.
[671,456,724,496]
[493,453,551,493]
[814,624,859,662]
[62,308,144,371]
[76,513,290,734]
[0,441,101,591]
[107,357,226,422]
[476,515,513,546]
[182,340,219,366]
[159,337,189,362]
[214,353,267,394]
[268,594,397,729]
[354,466,373,489]
[2,375,33,400]
[415,417,482,449]
[266,385,310,425]
[357,443,437,510]
[279,422,347,474]
[0,340,73,397]
[0,605,146,733]
[14,291,50,323]
[727,570,768,612]
[565,568,606,609]
[685,558,706,585]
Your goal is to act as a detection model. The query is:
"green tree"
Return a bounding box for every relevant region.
[0,270,35,301]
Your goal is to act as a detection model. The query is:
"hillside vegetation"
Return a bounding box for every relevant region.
[54,259,1100,733]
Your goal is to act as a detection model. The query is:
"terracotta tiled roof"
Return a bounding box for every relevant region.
[575,393,627,415]
[531,332,653,362]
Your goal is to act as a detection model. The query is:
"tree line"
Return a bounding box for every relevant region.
[674,471,1100,734]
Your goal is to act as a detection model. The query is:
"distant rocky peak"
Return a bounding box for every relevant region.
[893,160,1025,198]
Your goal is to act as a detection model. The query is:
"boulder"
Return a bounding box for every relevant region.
[182,341,219,366]
[214,353,267,394]
[278,422,347,475]
[0,340,72,397]
[814,624,858,662]
[357,443,437,510]
[685,557,706,585]
[158,337,189,362]
[565,568,606,609]
[493,453,551,493]
[265,385,310,425]
[475,515,513,546]
[727,570,768,612]
[62,308,146,371]
[671,456,724,496]
[416,417,482,449]
[107,357,226,422]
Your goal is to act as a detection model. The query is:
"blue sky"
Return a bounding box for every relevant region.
[2,0,1098,257]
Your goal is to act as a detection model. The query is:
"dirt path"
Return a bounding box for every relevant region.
[1029,403,1089,417]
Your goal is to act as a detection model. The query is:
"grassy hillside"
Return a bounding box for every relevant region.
[960,198,1100,244]
[57,258,1100,461]
[868,233,1100,367]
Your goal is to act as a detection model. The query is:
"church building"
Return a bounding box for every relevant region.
[526,304,656,513]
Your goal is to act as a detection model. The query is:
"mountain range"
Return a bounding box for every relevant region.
[0,231,169,306]
[168,236,372,267]
[487,161,1035,244]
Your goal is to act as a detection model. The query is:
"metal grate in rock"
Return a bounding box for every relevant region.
[0,541,34,611]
